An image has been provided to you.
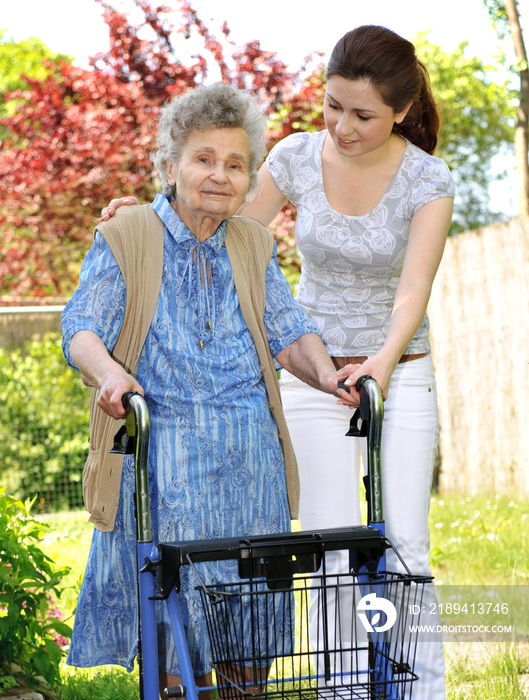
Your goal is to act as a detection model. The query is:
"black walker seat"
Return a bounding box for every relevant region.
[155,526,388,597]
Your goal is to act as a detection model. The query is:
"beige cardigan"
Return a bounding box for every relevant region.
[82,204,300,532]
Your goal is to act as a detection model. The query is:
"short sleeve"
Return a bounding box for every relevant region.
[409,156,456,216]
[266,137,297,200]
[266,132,324,203]
[61,232,126,369]
[262,243,318,359]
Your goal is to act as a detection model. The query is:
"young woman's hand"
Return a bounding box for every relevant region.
[339,350,400,403]
[97,196,140,223]
[340,355,396,402]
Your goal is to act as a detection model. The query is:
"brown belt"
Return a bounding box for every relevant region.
[330,352,429,370]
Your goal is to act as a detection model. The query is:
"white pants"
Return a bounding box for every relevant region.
[280,356,446,700]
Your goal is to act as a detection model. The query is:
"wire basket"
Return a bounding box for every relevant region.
[196,567,430,700]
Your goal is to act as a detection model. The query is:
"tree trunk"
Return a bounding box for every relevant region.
[505,0,529,218]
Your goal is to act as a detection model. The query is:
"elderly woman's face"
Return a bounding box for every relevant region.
[167,127,251,233]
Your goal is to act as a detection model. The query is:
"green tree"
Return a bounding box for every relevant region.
[483,0,529,217]
[0,333,90,510]
[414,32,516,232]
[0,31,71,127]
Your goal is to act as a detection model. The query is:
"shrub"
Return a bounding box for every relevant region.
[0,488,72,698]
[0,332,89,511]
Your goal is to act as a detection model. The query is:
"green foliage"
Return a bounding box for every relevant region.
[59,666,140,700]
[0,332,90,511]
[0,30,70,92]
[0,488,72,698]
[0,30,71,132]
[483,0,528,75]
[415,32,516,232]
[483,0,511,41]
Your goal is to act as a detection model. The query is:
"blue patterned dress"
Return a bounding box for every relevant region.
[62,194,316,675]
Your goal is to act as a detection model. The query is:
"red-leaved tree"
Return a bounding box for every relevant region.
[0,0,326,297]
[0,63,158,296]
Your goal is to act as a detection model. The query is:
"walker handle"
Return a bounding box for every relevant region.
[343,376,384,525]
[120,392,152,543]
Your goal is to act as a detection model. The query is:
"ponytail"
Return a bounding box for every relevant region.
[395,61,439,154]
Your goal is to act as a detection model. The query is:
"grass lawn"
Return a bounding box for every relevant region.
[429,494,529,585]
[40,493,529,699]
[428,495,529,698]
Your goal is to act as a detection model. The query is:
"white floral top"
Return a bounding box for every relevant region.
[267,130,455,356]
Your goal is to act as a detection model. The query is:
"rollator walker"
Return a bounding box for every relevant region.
[114,376,431,700]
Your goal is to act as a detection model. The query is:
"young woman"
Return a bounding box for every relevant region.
[101,26,455,699]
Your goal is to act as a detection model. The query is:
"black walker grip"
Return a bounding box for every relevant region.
[355,374,372,392]
[337,374,372,395]
[122,390,141,410]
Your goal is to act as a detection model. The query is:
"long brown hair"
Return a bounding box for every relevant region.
[326,26,440,154]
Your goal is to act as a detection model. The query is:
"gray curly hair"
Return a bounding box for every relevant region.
[154,82,267,198]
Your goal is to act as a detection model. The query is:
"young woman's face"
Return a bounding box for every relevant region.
[323,76,410,158]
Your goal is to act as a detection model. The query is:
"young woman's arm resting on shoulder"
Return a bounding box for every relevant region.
[98,196,140,222]
[344,196,454,399]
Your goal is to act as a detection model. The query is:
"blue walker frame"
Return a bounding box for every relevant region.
[118,377,430,700]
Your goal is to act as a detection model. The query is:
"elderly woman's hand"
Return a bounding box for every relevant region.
[277,336,363,407]
[97,196,139,223]
[324,364,363,408]
[97,370,144,420]
[337,353,398,403]
[70,330,144,419]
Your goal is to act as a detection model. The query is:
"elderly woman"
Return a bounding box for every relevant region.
[62,82,354,697]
